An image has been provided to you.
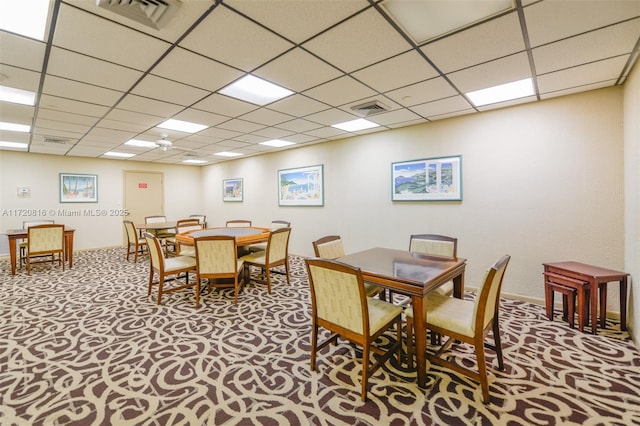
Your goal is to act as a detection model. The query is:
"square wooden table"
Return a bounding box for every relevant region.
[338,247,466,388]
[543,261,629,334]
[6,228,75,275]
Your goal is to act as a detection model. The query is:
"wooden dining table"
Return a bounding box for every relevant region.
[6,227,76,275]
[175,226,271,247]
[338,247,466,388]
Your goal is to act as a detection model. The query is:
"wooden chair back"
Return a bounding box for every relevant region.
[312,235,345,259]
[226,219,252,227]
[409,234,457,259]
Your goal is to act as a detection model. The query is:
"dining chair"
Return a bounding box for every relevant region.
[409,234,458,296]
[19,220,55,266]
[165,218,203,256]
[145,232,198,307]
[240,227,291,294]
[189,214,207,227]
[226,219,252,227]
[26,224,65,275]
[145,215,176,247]
[123,220,148,263]
[312,235,383,298]
[405,254,511,404]
[248,220,291,252]
[305,257,403,401]
[194,235,245,306]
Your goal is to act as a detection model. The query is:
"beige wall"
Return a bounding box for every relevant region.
[203,88,626,315]
[624,61,640,344]
[1,86,631,328]
[0,153,202,250]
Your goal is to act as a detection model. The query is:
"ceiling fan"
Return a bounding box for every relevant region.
[155,135,195,153]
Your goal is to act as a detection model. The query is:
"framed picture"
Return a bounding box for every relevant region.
[392,155,462,201]
[60,173,98,203]
[278,164,324,206]
[223,178,243,202]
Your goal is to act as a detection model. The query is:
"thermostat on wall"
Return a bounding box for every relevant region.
[17,187,30,197]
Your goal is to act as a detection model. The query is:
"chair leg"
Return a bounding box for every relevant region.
[157,273,164,305]
[310,323,319,371]
[265,268,272,294]
[406,315,414,369]
[361,340,370,401]
[475,337,490,404]
[492,319,504,371]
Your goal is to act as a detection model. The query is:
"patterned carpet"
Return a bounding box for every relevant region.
[1,248,639,426]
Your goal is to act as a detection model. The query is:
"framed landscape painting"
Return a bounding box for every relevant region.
[60,173,98,203]
[223,178,243,202]
[391,155,462,201]
[278,164,324,206]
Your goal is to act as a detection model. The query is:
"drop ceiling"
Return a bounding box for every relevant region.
[0,0,638,165]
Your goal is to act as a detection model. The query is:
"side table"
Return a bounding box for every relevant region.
[542,261,629,334]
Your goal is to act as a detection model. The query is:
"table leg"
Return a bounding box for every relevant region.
[620,277,628,331]
[9,237,17,275]
[412,295,427,388]
[590,279,598,334]
[66,234,74,268]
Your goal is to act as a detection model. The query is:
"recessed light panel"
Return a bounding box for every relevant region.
[214,151,243,157]
[0,121,30,132]
[259,139,296,148]
[382,0,514,44]
[466,78,534,107]
[183,159,207,164]
[157,119,208,133]
[0,86,36,105]
[104,151,135,158]
[332,118,380,132]
[0,0,50,41]
[0,141,28,149]
[124,139,158,148]
[219,75,293,106]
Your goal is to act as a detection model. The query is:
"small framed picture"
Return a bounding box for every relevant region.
[392,155,462,201]
[278,164,324,206]
[60,173,98,203]
[223,178,243,202]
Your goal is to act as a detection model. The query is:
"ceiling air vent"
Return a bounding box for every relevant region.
[350,100,389,117]
[96,0,181,30]
[43,137,69,145]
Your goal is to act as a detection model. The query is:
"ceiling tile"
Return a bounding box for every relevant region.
[0,32,46,72]
[537,56,629,94]
[226,0,369,43]
[352,50,439,92]
[131,74,210,106]
[253,48,343,92]
[524,0,640,47]
[367,108,423,126]
[43,75,123,107]
[408,96,472,119]
[267,95,329,117]
[239,108,294,126]
[303,75,377,106]
[446,52,532,93]
[0,103,35,125]
[302,8,411,73]
[179,5,294,72]
[251,127,295,139]
[216,119,266,133]
[46,47,143,92]
[192,94,257,117]
[39,95,110,118]
[96,119,150,133]
[103,109,164,127]
[151,47,243,92]
[0,65,41,93]
[421,12,525,73]
[171,108,229,127]
[385,77,458,107]
[533,19,640,74]
[276,119,324,133]
[36,109,100,126]
[304,108,358,126]
[117,94,184,117]
[53,2,171,71]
